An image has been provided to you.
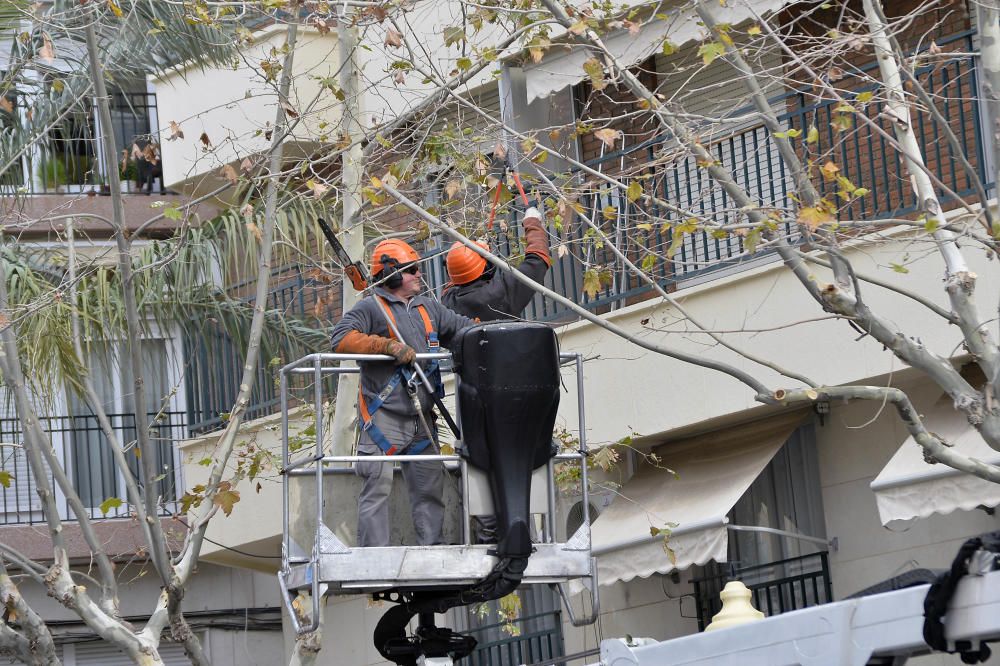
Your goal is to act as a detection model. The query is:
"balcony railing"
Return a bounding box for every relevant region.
[691,551,833,631]
[2,91,165,196]
[185,266,337,435]
[0,411,185,525]
[424,31,987,322]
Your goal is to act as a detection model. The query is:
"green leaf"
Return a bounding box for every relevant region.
[807,126,819,144]
[661,40,677,56]
[641,253,657,272]
[773,128,800,140]
[198,457,213,466]
[99,497,124,515]
[925,218,940,232]
[0,471,10,488]
[626,181,643,202]
[856,91,874,104]
[443,26,465,47]
[456,57,472,71]
[162,205,183,221]
[890,262,910,274]
[180,492,202,514]
[698,41,726,65]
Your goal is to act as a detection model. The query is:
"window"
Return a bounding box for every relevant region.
[68,339,179,515]
[692,424,833,629]
[0,337,183,523]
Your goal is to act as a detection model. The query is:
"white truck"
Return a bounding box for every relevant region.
[593,556,1000,666]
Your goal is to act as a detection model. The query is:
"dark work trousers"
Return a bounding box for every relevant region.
[355,409,445,547]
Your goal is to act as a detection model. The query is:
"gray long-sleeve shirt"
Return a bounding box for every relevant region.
[330,288,475,417]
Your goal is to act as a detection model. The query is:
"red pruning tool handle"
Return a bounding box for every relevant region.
[486,179,503,231]
[510,171,530,207]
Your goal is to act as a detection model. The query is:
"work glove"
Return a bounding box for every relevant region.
[385,339,417,365]
[522,208,551,265]
[336,330,416,364]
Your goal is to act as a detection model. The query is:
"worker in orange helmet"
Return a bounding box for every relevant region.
[441,206,551,544]
[331,238,475,547]
[441,206,551,321]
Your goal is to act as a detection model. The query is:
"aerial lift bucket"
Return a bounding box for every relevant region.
[278,324,599,665]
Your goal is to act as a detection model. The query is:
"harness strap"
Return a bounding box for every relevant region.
[359,298,443,455]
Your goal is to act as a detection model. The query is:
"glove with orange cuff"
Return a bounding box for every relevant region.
[522,207,551,265]
[336,330,417,365]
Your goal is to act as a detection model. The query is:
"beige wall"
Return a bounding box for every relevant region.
[152,25,341,194]
[551,226,999,448]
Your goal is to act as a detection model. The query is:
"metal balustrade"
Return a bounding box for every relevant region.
[424,31,987,322]
[457,609,565,666]
[0,411,184,524]
[185,265,336,435]
[692,551,833,631]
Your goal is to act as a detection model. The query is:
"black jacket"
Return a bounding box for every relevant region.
[441,254,549,322]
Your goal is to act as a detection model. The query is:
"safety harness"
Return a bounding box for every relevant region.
[358,296,443,456]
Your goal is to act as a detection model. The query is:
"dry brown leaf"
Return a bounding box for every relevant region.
[312,17,330,34]
[393,71,406,85]
[240,203,254,218]
[622,19,641,35]
[199,132,211,147]
[384,27,403,49]
[246,221,263,242]
[555,244,568,258]
[280,100,299,119]
[820,160,840,182]
[39,32,54,62]
[240,157,253,173]
[220,164,238,185]
[167,120,184,141]
[0,96,12,115]
[444,179,462,200]
[593,128,621,149]
[307,179,329,197]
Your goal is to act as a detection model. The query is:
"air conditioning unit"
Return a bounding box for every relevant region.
[558,483,616,543]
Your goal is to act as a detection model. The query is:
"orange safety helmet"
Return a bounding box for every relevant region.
[446,240,490,285]
[370,238,420,277]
